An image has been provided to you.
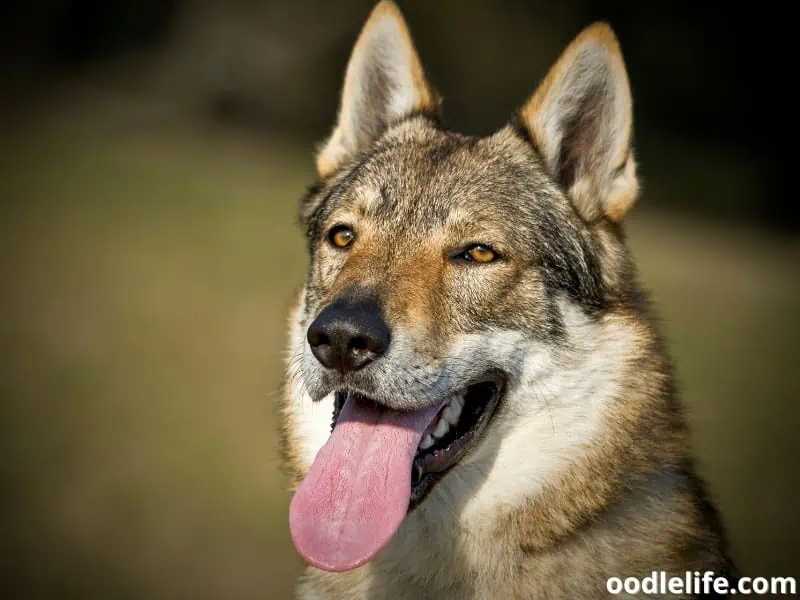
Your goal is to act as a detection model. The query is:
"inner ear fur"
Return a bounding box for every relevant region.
[315,1,440,179]
[520,22,639,223]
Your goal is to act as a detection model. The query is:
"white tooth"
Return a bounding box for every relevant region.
[442,401,462,425]
[419,435,434,450]
[433,418,450,439]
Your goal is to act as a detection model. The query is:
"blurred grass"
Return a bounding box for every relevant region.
[0,98,798,598]
[0,104,311,598]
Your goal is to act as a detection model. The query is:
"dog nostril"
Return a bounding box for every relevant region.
[349,337,368,351]
[307,328,330,348]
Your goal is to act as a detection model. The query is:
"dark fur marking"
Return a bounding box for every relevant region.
[533,208,609,315]
[555,80,609,192]
[509,114,548,167]
[390,108,443,131]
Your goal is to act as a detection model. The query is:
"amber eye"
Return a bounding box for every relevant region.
[328,225,355,249]
[464,244,497,263]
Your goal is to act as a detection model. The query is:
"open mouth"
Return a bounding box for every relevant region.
[331,376,505,509]
[290,373,505,572]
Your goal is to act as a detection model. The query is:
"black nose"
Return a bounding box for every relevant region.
[306,300,390,373]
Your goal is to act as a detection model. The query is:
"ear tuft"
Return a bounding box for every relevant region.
[520,22,638,222]
[316,1,439,179]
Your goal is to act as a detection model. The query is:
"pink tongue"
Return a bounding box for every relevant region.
[289,396,441,572]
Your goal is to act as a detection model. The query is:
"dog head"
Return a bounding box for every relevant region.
[284,1,644,573]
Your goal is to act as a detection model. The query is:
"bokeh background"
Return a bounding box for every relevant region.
[1,1,798,598]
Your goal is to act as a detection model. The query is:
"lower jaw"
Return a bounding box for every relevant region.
[409,470,440,509]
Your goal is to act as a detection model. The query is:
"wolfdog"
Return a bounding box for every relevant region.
[280,2,734,597]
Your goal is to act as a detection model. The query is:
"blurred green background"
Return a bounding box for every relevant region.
[0,1,798,598]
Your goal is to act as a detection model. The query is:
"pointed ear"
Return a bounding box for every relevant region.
[520,23,638,222]
[316,1,439,179]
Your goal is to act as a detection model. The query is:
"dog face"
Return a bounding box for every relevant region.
[284,1,643,574]
[301,124,577,409]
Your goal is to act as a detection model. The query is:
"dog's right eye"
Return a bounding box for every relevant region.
[328,225,355,249]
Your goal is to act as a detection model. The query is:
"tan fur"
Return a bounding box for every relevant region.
[278,292,310,492]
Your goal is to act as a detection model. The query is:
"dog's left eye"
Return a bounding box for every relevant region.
[457,244,499,264]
